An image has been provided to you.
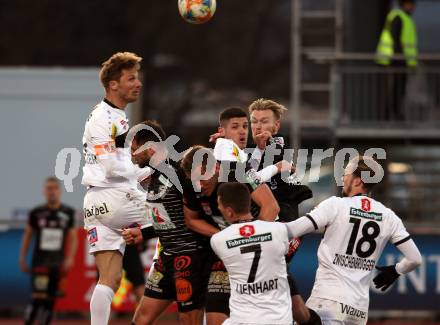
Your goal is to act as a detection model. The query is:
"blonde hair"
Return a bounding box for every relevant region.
[248,98,287,120]
[99,52,142,89]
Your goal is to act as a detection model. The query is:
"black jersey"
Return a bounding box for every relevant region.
[142,162,203,255]
[183,162,261,231]
[28,204,75,268]
[250,133,313,222]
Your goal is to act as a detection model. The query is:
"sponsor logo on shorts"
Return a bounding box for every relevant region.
[226,233,272,249]
[88,227,98,244]
[175,278,193,302]
[34,275,49,291]
[239,225,255,237]
[174,256,192,271]
[175,270,191,278]
[148,270,164,285]
[208,271,230,294]
[340,303,367,319]
[83,202,110,218]
[350,208,382,221]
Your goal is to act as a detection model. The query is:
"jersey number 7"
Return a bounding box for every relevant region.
[240,244,262,283]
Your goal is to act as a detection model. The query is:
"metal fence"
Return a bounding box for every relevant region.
[331,62,440,131]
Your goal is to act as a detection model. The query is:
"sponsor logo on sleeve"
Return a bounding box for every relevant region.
[244,168,262,190]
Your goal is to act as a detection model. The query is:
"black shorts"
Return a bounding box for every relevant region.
[31,266,60,298]
[144,249,211,312]
[123,245,145,288]
[205,256,230,315]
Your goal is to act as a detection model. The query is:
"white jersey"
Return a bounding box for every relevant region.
[305,195,410,312]
[210,220,292,325]
[82,100,137,188]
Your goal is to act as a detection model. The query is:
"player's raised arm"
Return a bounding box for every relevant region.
[251,183,280,221]
[284,196,338,239]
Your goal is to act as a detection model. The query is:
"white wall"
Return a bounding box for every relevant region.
[0,68,109,222]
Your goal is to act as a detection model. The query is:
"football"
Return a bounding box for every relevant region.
[178,0,216,24]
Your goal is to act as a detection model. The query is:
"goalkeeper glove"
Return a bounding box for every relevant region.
[373,265,400,291]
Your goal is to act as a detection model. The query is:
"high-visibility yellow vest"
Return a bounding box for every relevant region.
[376,9,418,67]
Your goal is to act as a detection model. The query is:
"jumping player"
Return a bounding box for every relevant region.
[82,52,153,325]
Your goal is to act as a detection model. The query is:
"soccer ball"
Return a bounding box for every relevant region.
[178,0,216,24]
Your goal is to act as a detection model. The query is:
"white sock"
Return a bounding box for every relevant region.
[90,284,115,325]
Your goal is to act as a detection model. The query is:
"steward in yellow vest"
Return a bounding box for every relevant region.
[376,0,417,67]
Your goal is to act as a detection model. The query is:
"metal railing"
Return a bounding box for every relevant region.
[329,54,440,137]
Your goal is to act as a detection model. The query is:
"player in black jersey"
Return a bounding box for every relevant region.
[248,99,312,221]
[248,99,321,325]
[181,144,280,325]
[19,177,77,325]
[124,120,211,325]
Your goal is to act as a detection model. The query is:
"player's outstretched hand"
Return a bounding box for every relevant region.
[255,131,272,149]
[275,160,295,174]
[373,265,400,291]
[209,129,225,143]
[122,227,143,245]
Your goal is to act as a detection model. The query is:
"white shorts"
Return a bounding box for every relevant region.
[306,297,368,325]
[83,186,150,254]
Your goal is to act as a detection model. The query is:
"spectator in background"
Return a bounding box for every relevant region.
[19,177,78,325]
[376,0,418,120]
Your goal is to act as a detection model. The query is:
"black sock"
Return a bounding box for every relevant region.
[24,299,45,325]
[38,299,54,325]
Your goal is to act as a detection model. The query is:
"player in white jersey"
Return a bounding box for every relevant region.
[210,182,292,325]
[82,52,153,325]
[285,156,422,325]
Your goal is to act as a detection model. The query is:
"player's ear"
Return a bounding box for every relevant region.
[274,119,280,133]
[226,207,234,219]
[354,176,363,188]
[109,80,118,91]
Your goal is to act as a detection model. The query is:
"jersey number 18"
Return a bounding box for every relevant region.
[346,218,380,258]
